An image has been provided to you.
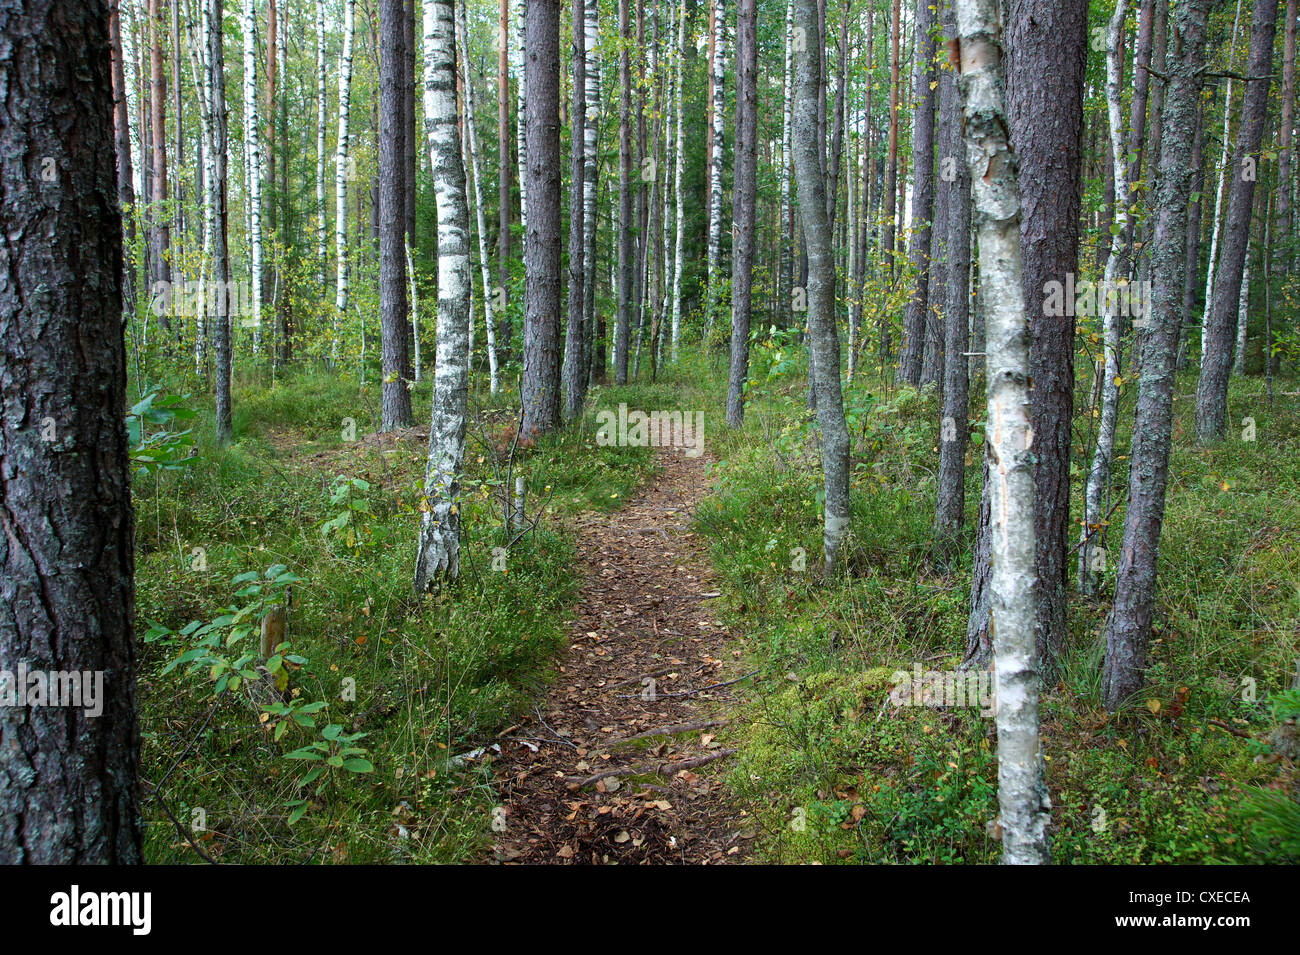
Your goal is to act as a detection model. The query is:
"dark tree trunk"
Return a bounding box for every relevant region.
[726,0,758,429]
[933,0,971,565]
[1195,0,1279,442]
[1177,106,1206,370]
[210,0,234,444]
[148,0,172,327]
[1122,0,1156,268]
[379,0,413,430]
[1103,0,1213,710]
[882,0,900,287]
[793,0,851,575]
[900,0,936,387]
[0,0,141,864]
[521,0,562,438]
[1006,0,1088,675]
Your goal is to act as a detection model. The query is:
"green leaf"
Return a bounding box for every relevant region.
[342,758,374,773]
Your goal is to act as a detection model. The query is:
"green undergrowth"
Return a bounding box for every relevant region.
[134,363,663,863]
[686,344,1300,864]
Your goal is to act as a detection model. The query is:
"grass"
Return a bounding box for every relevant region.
[134,362,662,863]
[682,341,1300,864]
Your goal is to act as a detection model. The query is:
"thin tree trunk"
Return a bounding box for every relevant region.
[705,0,727,335]
[110,0,137,316]
[616,0,634,383]
[1176,105,1205,369]
[793,0,851,575]
[520,0,562,439]
[953,0,1050,864]
[671,0,687,360]
[333,0,358,361]
[1201,0,1244,357]
[207,0,234,444]
[900,0,937,386]
[498,0,513,356]
[563,0,587,420]
[243,0,265,351]
[149,0,173,319]
[0,0,140,864]
[1195,0,1279,442]
[583,0,602,383]
[380,0,414,430]
[456,0,500,394]
[1079,0,1130,599]
[882,0,900,287]
[726,0,757,428]
[317,0,328,286]
[1103,0,1213,712]
[415,0,472,590]
[1278,0,1297,258]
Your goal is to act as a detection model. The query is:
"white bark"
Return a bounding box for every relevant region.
[407,238,422,381]
[1233,257,1251,375]
[954,0,1050,865]
[1079,0,1129,597]
[333,0,357,361]
[415,0,472,591]
[514,0,527,231]
[316,0,328,285]
[242,0,264,349]
[705,0,726,334]
[1201,0,1243,354]
[670,0,686,361]
[456,0,500,393]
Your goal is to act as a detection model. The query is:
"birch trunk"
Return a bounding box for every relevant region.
[415,0,472,591]
[1078,0,1129,598]
[1201,0,1244,355]
[670,0,686,361]
[316,0,328,285]
[954,0,1050,864]
[333,0,358,362]
[455,1,499,393]
[514,0,527,230]
[792,0,851,576]
[242,0,264,350]
[705,0,727,335]
[778,0,793,337]
[206,0,233,444]
[616,0,633,384]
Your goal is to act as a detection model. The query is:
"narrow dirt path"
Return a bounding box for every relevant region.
[490,448,754,864]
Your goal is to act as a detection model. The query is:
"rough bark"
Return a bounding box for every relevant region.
[380,0,413,430]
[333,0,358,361]
[1006,0,1086,669]
[0,0,141,864]
[583,0,601,383]
[726,0,758,429]
[793,0,851,576]
[1195,0,1279,442]
[616,0,633,383]
[498,0,512,356]
[520,0,562,439]
[900,0,937,387]
[705,0,727,334]
[563,0,587,421]
[954,0,1050,865]
[1103,0,1212,711]
[415,0,471,591]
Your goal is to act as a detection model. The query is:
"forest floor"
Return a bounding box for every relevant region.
[490,447,755,864]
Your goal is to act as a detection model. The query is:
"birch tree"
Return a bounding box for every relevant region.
[206,0,234,444]
[1200,0,1243,353]
[777,0,793,339]
[456,0,499,394]
[0,0,141,863]
[1078,0,1130,598]
[616,0,633,384]
[953,0,1050,864]
[668,0,686,360]
[792,0,851,577]
[1103,0,1213,712]
[414,0,471,591]
[242,0,265,346]
[316,0,328,284]
[333,0,358,361]
[705,0,727,333]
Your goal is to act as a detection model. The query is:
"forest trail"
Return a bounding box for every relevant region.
[490,448,755,864]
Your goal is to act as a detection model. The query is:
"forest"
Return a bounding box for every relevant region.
[0,0,1298,872]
